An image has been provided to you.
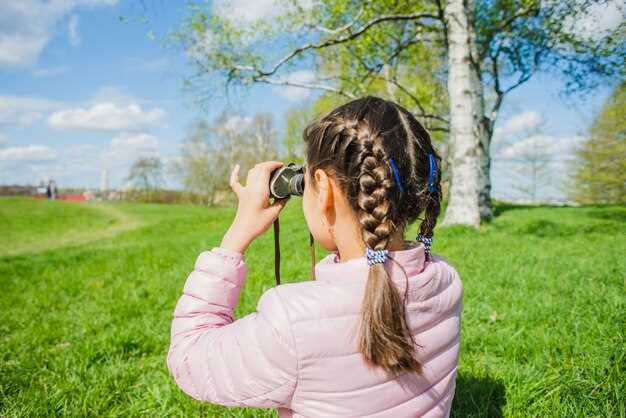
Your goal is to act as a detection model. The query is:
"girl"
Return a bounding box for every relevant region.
[167,96,464,418]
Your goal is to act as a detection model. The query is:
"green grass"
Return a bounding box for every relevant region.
[0,196,624,417]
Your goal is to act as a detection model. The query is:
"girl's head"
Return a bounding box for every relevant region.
[301,95,442,376]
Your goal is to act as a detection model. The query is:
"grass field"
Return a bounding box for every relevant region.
[0,196,624,417]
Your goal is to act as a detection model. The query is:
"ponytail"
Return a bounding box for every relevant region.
[359,262,422,376]
[349,121,422,376]
[302,95,444,377]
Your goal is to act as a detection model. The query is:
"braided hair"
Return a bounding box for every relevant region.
[303,96,442,376]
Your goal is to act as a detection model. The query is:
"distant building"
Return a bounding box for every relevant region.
[100,169,108,193]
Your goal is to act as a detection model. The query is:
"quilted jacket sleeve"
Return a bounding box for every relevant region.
[166,247,298,408]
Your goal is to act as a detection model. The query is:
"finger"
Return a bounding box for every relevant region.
[255,161,285,182]
[229,164,244,196]
[257,161,285,172]
[245,161,284,190]
[268,196,289,218]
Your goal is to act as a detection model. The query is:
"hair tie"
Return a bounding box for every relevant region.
[417,233,433,257]
[427,153,437,194]
[366,247,389,266]
[388,158,404,194]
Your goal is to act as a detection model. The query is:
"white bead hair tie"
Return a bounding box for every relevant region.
[417,233,433,257]
[366,247,389,266]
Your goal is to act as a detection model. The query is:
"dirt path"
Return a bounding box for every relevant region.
[3,203,143,257]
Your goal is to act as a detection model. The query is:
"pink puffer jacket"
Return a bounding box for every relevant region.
[167,241,463,417]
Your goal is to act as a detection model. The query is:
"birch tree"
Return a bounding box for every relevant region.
[442,0,483,226]
[174,0,624,226]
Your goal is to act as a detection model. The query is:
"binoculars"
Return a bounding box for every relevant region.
[269,163,305,199]
[267,162,317,284]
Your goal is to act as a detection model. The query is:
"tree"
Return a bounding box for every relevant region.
[502,136,554,204]
[126,157,163,191]
[171,120,218,204]
[282,102,319,162]
[443,0,484,225]
[172,111,280,205]
[174,0,625,226]
[570,82,626,204]
[209,111,280,193]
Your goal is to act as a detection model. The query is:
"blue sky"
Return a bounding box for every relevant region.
[0,0,622,202]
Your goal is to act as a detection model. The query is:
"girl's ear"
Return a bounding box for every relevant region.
[314,168,335,226]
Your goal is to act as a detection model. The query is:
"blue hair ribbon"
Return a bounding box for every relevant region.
[388,158,404,194]
[427,153,437,194]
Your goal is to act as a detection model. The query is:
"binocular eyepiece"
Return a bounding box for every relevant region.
[269,162,305,199]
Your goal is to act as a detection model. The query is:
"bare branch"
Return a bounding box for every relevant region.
[305,8,365,35]
[478,5,540,59]
[384,76,449,124]
[503,71,533,95]
[486,45,537,136]
[254,77,357,99]
[240,12,441,79]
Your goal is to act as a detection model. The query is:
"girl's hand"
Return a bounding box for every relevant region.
[220,161,289,254]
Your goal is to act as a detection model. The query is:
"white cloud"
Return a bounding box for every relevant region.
[564,0,625,40]
[31,65,70,77]
[110,132,159,150]
[0,145,57,161]
[48,102,165,131]
[0,0,118,68]
[494,111,543,138]
[272,70,317,101]
[0,89,165,132]
[68,14,81,46]
[223,115,254,132]
[0,133,166,187]
[491,133,588,203]
[212,0,321,25]
[203,0,320,49]
[497,134,586,159]
[0,95,63,126]
[213,0,288,24]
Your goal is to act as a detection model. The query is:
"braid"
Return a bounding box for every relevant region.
[350,123,396,250]
[339,119,421,376]
[302,95,444,377]
[417,151,442,261]
[396,105,442,261]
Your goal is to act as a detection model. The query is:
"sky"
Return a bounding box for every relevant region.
[0,0,623,202]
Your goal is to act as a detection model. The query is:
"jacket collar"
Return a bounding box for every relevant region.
[314,240,427,283]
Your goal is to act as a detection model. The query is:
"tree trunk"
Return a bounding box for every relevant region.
[478,118,494,220]
[441,0,482,228]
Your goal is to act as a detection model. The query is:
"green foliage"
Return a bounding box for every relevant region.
[571,82,626,204]
[173,0,624,148]
[282,103,316,162]
[1,197,624,416]
[173,0,449,137]
[167,0,625,229]
[476,0,625,99]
